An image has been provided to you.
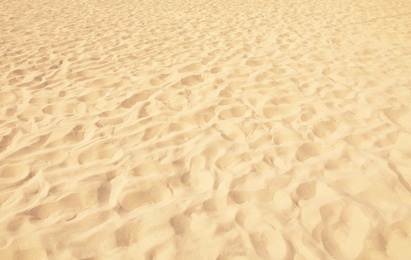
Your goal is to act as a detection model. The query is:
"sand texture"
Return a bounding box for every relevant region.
[1,0,411,259]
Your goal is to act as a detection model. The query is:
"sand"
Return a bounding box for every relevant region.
[1,0,411,259]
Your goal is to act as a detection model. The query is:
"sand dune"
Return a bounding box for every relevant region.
[1,0,411,259]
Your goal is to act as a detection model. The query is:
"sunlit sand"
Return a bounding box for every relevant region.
[1,0,411,259]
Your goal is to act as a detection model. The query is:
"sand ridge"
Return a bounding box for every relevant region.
[1,0,411,259]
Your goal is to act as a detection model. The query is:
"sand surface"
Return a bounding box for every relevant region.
[1,0,411,259]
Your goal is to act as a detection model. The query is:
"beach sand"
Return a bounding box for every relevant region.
[1,0,411,259]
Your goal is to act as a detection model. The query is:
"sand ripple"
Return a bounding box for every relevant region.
[1,0,411,259]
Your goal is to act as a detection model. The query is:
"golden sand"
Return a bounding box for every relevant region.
[1,0,411,259]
